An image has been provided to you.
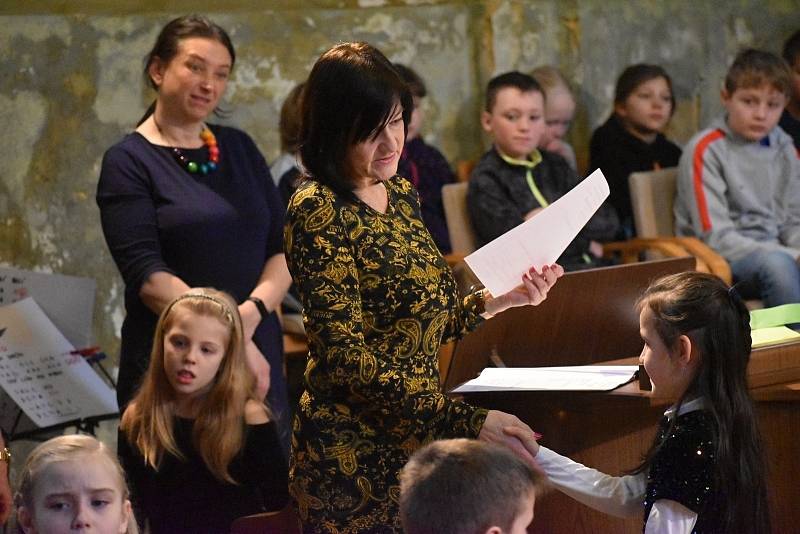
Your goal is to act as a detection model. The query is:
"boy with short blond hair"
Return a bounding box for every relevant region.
[467,71,619,270]
[674,48,800,307]
[399,439,542,534]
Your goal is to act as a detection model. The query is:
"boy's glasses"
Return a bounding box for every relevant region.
[546,119,572,128]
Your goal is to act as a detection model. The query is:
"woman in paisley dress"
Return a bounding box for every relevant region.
[284,41,563,533]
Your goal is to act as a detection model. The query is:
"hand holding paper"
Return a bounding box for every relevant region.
[465,169,610,296]
[484,263,564,317]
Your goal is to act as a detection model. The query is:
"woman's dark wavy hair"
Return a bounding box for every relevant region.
[137,14,236,125]
[613,64,676,117]
[632,272,770,533]
[299,42,412,192]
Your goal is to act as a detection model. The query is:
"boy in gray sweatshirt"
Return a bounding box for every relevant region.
[675,49,800,307]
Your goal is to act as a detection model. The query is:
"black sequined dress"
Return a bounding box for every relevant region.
[644,410,722,533]
[536,399,725,533]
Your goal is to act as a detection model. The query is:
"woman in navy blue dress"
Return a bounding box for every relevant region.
[96,15,292,450]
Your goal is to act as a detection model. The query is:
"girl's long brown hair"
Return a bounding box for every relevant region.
[120,288,263,484]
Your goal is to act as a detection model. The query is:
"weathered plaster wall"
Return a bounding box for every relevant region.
[1,0,798,364]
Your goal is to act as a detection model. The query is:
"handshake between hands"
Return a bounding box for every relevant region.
[478,410,542,470]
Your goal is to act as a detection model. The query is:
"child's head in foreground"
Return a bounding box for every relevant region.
[482,71,546,160]
[722,48,792,141]
[15,434,137,534]
[399,438,541,534]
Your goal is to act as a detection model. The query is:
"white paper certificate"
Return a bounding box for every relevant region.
[452,365,638,393]
[464,168,610,296]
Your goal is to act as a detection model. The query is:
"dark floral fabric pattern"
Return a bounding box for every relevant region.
[285,176,488,533]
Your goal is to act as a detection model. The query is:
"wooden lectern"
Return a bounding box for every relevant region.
[444,257,694,390]
[446,258,800,533]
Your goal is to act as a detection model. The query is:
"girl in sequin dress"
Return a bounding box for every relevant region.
[507,271,770,533]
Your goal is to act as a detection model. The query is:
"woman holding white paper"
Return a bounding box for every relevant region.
[284,41,563,532]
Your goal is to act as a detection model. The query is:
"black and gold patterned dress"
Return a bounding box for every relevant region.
[285,176,489,533]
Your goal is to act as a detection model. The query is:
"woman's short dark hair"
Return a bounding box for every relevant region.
[299,42,413,192]
[144,14,236,90]
[613,64,676,115]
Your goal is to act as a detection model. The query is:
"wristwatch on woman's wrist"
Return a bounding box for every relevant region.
[469,285,494,319]
[247,296,270,321]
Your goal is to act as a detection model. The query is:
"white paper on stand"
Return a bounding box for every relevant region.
[451,365,639,393]
[0,298,118,427]
[464,169,610,296]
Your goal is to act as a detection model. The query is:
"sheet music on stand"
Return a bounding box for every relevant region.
[0,266,104,437]
[0,298,117,430]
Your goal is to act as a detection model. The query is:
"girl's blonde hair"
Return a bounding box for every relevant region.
[530,65,573,98]
[14,434,139,534]
[120,287,262,484]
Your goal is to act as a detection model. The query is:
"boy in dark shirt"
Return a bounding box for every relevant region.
[467,71,619,271]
